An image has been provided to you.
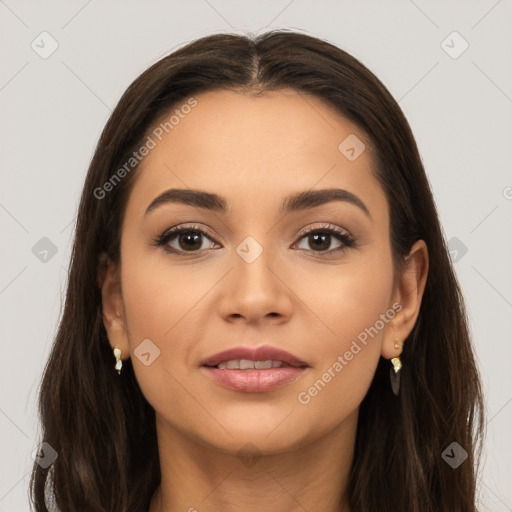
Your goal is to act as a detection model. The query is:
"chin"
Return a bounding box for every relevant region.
[200,422,308,456]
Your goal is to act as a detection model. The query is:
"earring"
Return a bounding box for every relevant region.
[113,346,122,375]
[389,340,402,396]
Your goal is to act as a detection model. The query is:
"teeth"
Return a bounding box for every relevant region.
[216,359,284,370]
[254,360,272,369]
[240,359,254,370]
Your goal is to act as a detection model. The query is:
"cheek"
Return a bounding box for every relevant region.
[294,244,394,348]
[291,247,394,418]
[118,248,209,403]
[122,262,200,338]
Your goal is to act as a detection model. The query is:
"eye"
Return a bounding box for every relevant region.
[152,224,219,254]
[152,223,355,256]
[293,224,355,255]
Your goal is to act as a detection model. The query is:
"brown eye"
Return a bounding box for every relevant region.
[294,225,355,254]
[154,225,219,254]
[174,230,204,251]
[302,232,339,252]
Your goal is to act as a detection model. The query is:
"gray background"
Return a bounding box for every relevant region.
[1,1,511,510]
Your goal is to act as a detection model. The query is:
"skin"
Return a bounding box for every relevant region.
[100,89,428,512]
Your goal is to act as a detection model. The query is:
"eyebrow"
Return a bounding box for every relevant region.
[144,187,371,218]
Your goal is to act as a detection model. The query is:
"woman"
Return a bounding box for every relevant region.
[29,29,485,511]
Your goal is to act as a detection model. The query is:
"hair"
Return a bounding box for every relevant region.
[29,29,485,512]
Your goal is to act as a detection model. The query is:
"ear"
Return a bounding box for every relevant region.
[98,252,130,359]
[382,239,429,359]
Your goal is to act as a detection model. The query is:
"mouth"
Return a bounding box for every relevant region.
[200,345,309,393]
[200,344,309,369]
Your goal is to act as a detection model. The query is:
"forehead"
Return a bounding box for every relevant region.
[147,88,365,163]
[125,88,387,222]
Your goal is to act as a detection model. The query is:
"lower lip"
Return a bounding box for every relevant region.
[201,366,308,393]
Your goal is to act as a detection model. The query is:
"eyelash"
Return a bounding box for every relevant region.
[152,223,356,257]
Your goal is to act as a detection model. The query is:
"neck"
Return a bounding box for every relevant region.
[149,410,357,512]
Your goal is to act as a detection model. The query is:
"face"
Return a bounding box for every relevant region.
[104,88,402,455]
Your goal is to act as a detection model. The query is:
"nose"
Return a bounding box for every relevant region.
[216,240,294,326]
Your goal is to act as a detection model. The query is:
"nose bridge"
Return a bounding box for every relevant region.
[218,230,293,322]
[233,232,278,297]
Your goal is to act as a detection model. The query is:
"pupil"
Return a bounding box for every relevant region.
[310,233,329,251]
[180,232,201,250]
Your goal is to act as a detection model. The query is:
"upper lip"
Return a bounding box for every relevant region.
[201,344,309,368]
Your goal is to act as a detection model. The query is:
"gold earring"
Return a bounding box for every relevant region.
[390,340,402,396]
[114,346,122,375]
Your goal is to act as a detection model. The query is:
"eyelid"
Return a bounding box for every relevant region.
[295,222,351,239]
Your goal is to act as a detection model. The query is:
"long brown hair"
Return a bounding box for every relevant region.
[29,29,485,511]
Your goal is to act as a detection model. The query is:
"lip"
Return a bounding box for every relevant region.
[201,366,308,393]
[200,344,309,368]
[200,344,310,393]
